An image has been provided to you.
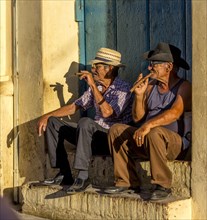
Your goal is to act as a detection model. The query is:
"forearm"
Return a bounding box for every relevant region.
[132,94,146,122]
[37,103,78,136]
[90,84,113,117]
[145,108,181,130]
[43,103,78,119]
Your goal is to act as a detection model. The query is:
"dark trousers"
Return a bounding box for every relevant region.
[45,116,110,176]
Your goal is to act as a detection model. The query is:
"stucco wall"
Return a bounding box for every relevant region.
[0,0,14,198]
[42,1,79,116]
[0,92,14,198]
[192,1,207,219]
[15,0,79,194]
[0,0,79,200]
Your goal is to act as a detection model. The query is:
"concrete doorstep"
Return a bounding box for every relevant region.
[21,158,192,220]
[21,183,191,220]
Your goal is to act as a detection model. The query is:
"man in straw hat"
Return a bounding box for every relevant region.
[37,48,133,193]
[105,42,192,200]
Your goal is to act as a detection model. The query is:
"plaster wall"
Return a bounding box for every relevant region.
[42,1,79,116]
[16,0,44,189]
[0,0,79,200]
[0,0,12,81]
[0,0,14,198]
[192,1,207,219]
[0,94,14,198]
[15,0,79,193]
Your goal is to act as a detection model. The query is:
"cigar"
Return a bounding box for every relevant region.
[130,72,153,93]
[74,72,83,76]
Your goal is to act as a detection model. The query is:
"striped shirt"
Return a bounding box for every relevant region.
[74,77,133,129]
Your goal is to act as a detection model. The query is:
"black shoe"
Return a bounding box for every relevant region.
[60,176,74,186]
[43,172,64,185]
[66,178,90,194]
[104,186,140,194]
[150,185,171,200]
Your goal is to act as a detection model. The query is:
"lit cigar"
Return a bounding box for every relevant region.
[74,72,84,76]
[130,72,153,93]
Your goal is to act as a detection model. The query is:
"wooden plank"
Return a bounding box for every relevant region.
[116,0,149,84]
[83,0,192,101]
[84,0,117,118]
[84,0,117,67]
[149,0,189,79]
[185,0,192,82]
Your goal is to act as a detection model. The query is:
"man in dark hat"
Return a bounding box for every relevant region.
[37,48,133,193]
[106,42,192,200]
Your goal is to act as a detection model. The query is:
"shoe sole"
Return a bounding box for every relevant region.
[66,183,91,195]
[104,189,133,194]
[42,181,62,185]
[150,192,172,201]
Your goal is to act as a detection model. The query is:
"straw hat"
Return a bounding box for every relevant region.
[143,42,190,70]
[90,48,125,67]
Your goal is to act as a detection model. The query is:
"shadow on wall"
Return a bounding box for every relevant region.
[50,61,80,107]
[4,61,88,199]
[5,117,45,202]
[6,118,45,181]
[49,61,90,120]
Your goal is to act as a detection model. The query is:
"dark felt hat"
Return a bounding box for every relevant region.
[143,42,190,70]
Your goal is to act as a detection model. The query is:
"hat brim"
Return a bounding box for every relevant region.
[90,59,125,67]
[143,51,190,70]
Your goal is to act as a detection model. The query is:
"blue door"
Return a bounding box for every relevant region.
[75,0,192,116]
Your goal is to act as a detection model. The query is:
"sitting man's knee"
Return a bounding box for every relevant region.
[145,127,164,140]
[47,116,58,125]
[109,123,128,137]
[78,117,93,128]
[109,123,121,133]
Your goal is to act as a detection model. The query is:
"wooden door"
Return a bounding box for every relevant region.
[75,0,192,116]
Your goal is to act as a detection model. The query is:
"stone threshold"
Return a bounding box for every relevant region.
[22,183,191,220]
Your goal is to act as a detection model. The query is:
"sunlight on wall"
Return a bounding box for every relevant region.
[42,1,79,113]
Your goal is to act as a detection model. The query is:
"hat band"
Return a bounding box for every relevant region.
[94,57,117,63]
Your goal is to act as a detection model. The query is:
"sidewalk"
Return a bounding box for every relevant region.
[15,211,50,220]
[12,204,51,220]
[0,198,50,220]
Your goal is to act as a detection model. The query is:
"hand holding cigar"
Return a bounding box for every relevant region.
[130,72,153,93]
[74,72,84,76]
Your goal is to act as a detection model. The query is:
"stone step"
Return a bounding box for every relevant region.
[21,183,191,220]
[46,150,191,198]
[88,156,191,198]
[46,142,191,197]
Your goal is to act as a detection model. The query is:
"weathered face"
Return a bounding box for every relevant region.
[91,63,112,82]
[148,61,172,80]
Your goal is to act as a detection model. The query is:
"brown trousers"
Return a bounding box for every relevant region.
[108,124,182,188]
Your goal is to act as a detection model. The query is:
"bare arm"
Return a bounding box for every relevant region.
[133,80,192,146]
[132,93,147,122]
[145,95,184,127]
[132,73,150,122]
[37,103,79,136]
[90,83,114,117]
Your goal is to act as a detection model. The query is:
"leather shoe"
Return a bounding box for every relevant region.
[60,176,74,186]
[150,185,171,200]
[66,178,90,194]
[43,172,64,185]
[104,186,140,194]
